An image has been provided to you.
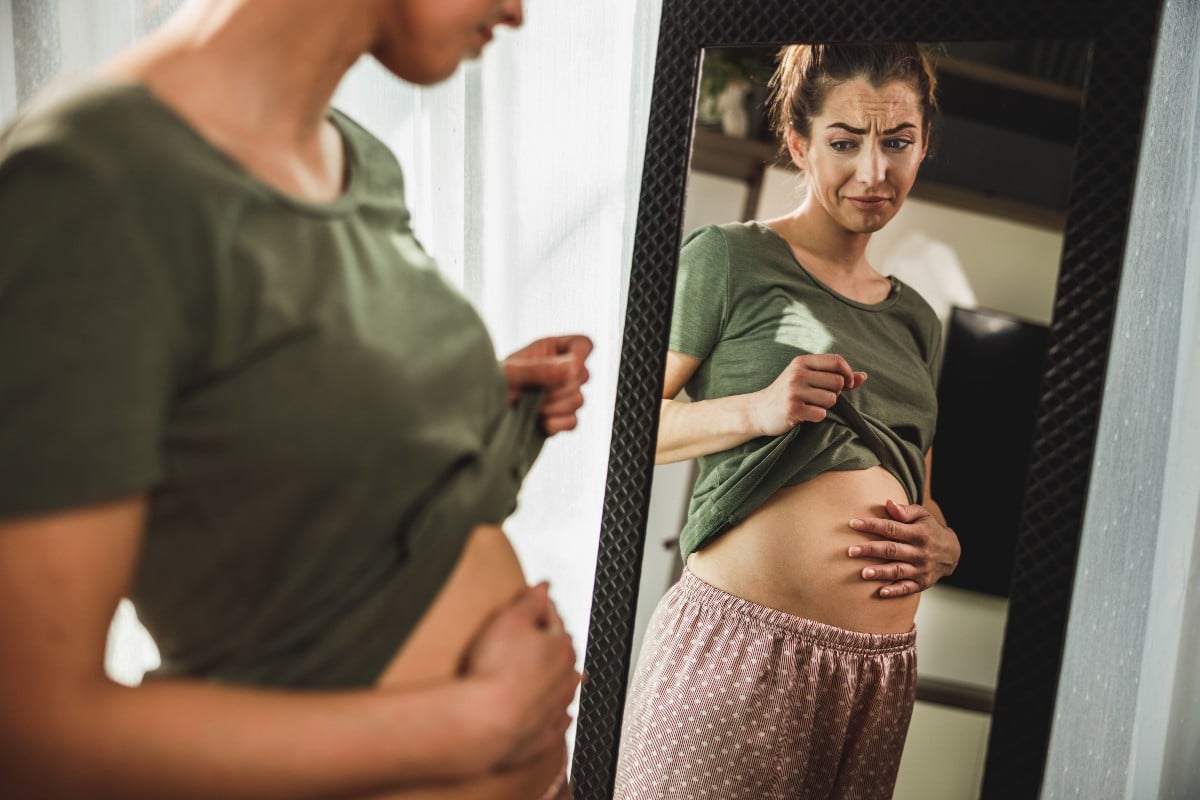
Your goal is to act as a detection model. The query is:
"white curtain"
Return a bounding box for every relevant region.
[0,0,664,703]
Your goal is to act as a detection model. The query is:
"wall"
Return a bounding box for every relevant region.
[1044,0,1200,796]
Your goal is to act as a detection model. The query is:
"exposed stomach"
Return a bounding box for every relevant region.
[686,466,919,635]
[372,524,564,800]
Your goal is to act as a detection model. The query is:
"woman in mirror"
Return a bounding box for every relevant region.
[615,43,961,799]
[0,1,590,798]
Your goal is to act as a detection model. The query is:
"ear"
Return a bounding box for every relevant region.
[785,125,808,171]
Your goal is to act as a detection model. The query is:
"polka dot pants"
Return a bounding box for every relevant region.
[614,570,916,800]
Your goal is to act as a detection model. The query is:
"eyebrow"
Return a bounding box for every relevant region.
[827,122,918,135]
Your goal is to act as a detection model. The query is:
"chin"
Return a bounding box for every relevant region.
[841,215,892,235]
[409,61,464,85]
[373,48,464,87]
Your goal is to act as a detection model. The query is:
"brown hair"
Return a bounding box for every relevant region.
[768,43,939,145]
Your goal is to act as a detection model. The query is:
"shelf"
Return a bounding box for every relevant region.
[689,128,781,182]
[933,53,1084,106]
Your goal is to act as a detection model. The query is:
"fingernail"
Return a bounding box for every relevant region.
[863,568,875,578]
[849,519,863,529]
[848,546,862,556]
[880,588,891,597]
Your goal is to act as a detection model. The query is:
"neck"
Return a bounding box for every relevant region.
[103,0,379,146]
[784,194,873,274]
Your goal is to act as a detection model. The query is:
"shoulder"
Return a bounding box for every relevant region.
[3,81,172,181]
[682,220,776,250]
[680,221,785,271]
[893,277,939,322]
[1,87,138,240]
[0,84,204,336]
[1,82,253,250]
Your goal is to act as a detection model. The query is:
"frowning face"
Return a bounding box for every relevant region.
[371,0,523,85]
[787,78,929,235]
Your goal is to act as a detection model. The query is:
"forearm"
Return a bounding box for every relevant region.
[656,394,763,464]
[4,674,502,800]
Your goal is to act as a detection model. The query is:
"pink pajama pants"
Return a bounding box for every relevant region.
[614,569,916,800]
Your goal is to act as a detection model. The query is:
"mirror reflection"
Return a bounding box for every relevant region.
[619,40,1086,800]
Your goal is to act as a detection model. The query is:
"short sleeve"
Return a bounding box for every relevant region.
[0,148,178,517]
[668,225,730,360]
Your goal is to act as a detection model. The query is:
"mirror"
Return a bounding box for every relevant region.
[627,39,1082,799]
[571,2,1163,799]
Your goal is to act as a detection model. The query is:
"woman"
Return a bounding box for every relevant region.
[615,43,962,799]
[0,1,588,798]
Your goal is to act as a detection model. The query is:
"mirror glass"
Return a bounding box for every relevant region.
[624,39,1089,799]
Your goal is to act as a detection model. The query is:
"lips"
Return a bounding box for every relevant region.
[847,196,889,211]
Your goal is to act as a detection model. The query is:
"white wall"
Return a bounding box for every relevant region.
[0,0,17,122]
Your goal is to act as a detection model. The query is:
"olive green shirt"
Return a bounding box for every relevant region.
[670,222,942,558]
[0,83,544,687]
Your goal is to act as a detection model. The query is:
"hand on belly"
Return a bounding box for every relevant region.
[372,525,578,799]
[687,467,921,634]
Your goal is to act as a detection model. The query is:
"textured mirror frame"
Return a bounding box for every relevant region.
[570,1,1165,798]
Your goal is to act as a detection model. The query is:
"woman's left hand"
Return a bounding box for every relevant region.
[846,498,961,598]
[502,335,593,435]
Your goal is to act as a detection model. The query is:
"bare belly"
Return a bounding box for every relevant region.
[687,466,919,634]
[371,525,565,800]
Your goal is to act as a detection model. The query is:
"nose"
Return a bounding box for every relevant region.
[499,0,524,28]
[855,143,886,187]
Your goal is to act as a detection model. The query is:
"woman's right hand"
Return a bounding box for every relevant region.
[749,354,867,436]
[462,583,580,770]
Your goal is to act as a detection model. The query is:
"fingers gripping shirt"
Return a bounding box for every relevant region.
[669,223,942,559]
[0,84,545,688]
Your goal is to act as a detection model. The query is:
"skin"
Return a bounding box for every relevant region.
[0,1,593,797]
[372,0,525,85]
[659,77,960,604]
[503,336,594,435]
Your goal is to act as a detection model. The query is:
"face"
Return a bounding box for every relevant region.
[371,0,523,85]
[788,78,929,234]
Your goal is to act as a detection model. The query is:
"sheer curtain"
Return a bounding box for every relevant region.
[0,0,663,696]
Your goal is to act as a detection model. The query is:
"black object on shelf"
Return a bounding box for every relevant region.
[934,306,1050,598]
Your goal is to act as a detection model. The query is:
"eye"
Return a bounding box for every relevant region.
[829,139,856,153]
[884,138,915,151]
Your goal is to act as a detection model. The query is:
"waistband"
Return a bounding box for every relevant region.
[675,568,916,656]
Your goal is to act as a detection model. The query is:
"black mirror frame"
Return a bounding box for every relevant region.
[571,1,1165,798]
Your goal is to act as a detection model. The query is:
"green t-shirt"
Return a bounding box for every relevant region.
[670,222,942,558]
[0,83,544,688]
